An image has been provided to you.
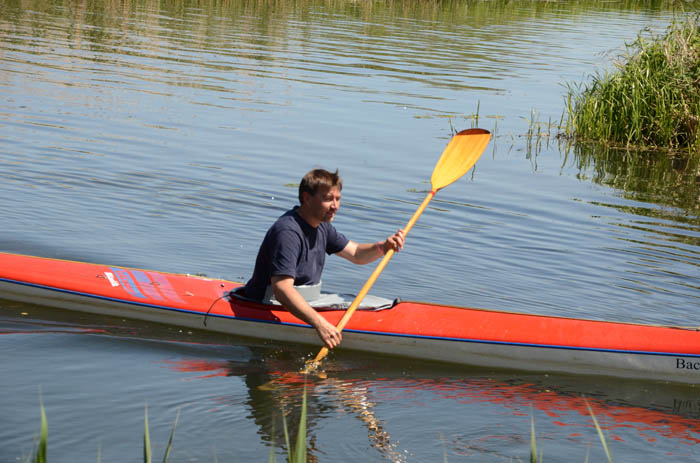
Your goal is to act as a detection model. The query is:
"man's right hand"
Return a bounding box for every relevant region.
[314,317,342,349]
[271,275,342,349]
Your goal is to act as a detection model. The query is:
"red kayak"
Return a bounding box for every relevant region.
[1,251,699,383]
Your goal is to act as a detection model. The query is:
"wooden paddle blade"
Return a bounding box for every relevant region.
[430,128,491,191]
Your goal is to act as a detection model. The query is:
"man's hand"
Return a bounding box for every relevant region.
[337,229,406,265]
[271,275,342,349]
[381,229,405,254]
[313,317,342,349]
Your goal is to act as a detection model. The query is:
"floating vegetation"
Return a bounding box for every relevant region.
[449,101,482,133]
[562,15,700,155]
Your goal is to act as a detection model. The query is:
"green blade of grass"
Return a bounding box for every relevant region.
[293,387,308,463]
[282,412,292,462]
[162,408,180,463]
[585,400,612,462]
[530,414,538,463]
[144,406,152,463]
[36,400,47,463]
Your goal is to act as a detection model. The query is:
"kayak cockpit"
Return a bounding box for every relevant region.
[227,286,397,312]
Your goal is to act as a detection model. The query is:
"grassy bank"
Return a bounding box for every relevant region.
[562,15,700,155]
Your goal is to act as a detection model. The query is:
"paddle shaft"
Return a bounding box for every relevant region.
[310,189,436,365]
[306,128,491,371]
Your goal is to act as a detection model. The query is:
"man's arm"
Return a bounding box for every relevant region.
[271,275,342,349]
[337,229,405,264]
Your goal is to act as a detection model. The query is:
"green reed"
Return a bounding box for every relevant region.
[530,414,539,463]
[529,401,612,463]
[27,391,615,462]
[142,406,180,463]
[586,401,613,463]
[37,401,47,463]
[563,15,700,154]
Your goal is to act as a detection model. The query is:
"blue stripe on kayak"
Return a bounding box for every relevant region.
[110,267,145,299]
[2,277,700,359]
[129,270,165,301]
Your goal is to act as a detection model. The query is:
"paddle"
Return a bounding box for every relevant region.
[303,128,491,373]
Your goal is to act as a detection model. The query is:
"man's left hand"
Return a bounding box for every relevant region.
[382,229,405,254]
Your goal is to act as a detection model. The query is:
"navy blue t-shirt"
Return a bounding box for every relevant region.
[244,207,349,301]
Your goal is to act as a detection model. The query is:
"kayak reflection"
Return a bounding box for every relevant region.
[166,355,407,462]
[163,354,700,460]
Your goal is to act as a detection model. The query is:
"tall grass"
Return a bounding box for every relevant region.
[563,15,700,154]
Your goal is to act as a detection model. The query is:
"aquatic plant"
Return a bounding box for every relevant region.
[586,401,613,463]
[563,15,700,154]
[530,414,539,463]
[22,399,47,463]
[26,391,615,462]
[529,401,612,463]
[143,406,180,463]
[25,399,304,462]
[37,401,47,463]
[279,386,308,463]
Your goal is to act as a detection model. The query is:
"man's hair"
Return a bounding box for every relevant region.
[299,169,342,204]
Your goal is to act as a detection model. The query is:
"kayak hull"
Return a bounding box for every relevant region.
[1,252,699,383]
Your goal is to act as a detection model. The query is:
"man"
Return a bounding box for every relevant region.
[244,169,404,350]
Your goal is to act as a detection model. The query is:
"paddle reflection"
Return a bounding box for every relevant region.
[163,356,700,459]
[165,356,407,462]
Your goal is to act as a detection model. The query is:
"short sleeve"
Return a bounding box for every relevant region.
[324,224,349,255]
[269,229,303,278]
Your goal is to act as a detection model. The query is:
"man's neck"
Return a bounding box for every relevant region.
[295,204,320,228]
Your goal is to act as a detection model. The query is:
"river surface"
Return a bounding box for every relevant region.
[2,0,700,461]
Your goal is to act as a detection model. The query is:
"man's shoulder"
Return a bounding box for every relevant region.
[270,208,302,231]
[319,221,348,250]
[264,209,305,243]
[317,221,338,234]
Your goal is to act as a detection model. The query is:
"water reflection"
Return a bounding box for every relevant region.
[564,142,700,213]
[5,299,700,460]
[169,354,407,462]
[558,142,700,303]
[519,122,699,217]
[163,351,700,459]
[1,0,679,115]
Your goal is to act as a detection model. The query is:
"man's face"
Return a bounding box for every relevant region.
[305,186,341,223]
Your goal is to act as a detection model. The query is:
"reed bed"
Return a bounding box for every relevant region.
[563,15,700,155]
[25,393,613,462]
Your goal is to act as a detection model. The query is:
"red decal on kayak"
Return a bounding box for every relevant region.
[146,271,185,304]
[130,270,165,301]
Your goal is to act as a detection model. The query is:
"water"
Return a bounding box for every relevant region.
[1,0,699,461]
